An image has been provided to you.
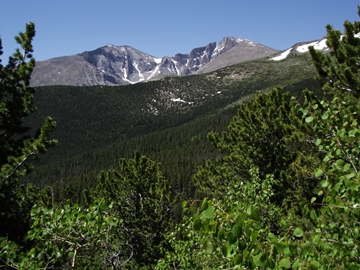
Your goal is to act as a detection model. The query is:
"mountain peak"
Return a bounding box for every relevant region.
[220,36,257,46]
[31,36,278,86]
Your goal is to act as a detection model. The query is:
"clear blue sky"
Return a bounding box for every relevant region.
[0,1,358,61]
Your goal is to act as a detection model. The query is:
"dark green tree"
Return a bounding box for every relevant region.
[193,88,318,209]
[93,151,173,269]
[0,23,56,243]
[309,6,360,98]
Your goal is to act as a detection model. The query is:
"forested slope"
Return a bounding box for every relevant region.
[25,52,319,200]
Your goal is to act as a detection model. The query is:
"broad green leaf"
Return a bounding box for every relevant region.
[312,234,321,244]
[315,138,322,146]
[346,172,355,179]
[314,169,323,177]
[320,179,329,187]
[246,205,253,216]
[181,201,188,208]
[231,224,242,238]
[293,227,303,238]
[336,159,345,167]
[310,210,318,221]
[284,247,291,256]
[280,219,287,227]
[268,232,278,243]
[201,205,215,219]
[253,253,266,267]
[201,198,208,210]
[309,260,320,269]
[275,243,285,254]
[233,254,242,265]
[205,241,215,254]
[227,232,237,244]
[236,215,245,227]
[292,259,300,269]
[226,243,237,258]
[305,116,313,123]
[279,258,291,269]
[250,230,259,244]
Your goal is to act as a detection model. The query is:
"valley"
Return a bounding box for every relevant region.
[25,50,320,200]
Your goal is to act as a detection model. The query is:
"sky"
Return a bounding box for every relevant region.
[0,1,358,61]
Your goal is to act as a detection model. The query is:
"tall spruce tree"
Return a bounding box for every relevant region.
[0,23,56,243]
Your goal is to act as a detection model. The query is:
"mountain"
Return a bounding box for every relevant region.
[196,37,281,73]
[30,36,279,86]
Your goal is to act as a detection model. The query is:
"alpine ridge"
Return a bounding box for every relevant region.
[30,36,279,86]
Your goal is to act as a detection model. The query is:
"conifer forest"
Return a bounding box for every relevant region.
[1,7,360,269]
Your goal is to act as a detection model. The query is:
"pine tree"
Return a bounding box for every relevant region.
[193,88,318,209]
[309,6,360,98]
[0,23,56,243]
[93,151,173,268]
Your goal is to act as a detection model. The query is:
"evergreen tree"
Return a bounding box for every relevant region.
[0,23,56,243]
[93,152,173,269]
[193,88,318,209]
[309,6,360,98]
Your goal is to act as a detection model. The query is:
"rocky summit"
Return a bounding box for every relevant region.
[30,36,279,86]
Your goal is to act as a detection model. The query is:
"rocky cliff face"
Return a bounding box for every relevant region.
[30,36,279,86]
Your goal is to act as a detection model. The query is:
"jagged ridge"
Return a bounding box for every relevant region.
[30,36,279,86]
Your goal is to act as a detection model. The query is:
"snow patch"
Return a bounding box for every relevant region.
[296,39,328,53]
[134,62,144,80]
[171,98,186,103]
[170,97,194,105]
[271,48,292,61]
[271,38,329,61]
[154,58,162,64]
[237,37,256,46]
[147,64,160,80]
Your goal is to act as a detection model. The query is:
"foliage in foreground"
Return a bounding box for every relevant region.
[0,199,117,269]
[2,6,360,270]
[0,22,56,244]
